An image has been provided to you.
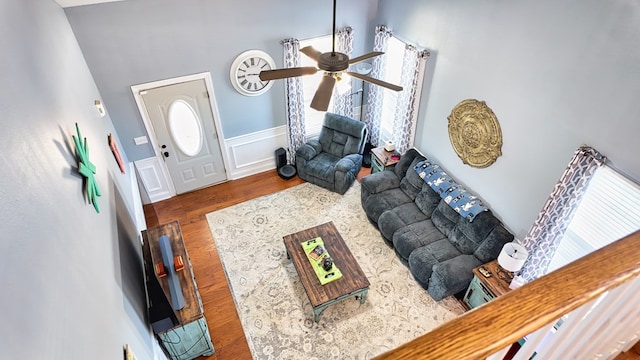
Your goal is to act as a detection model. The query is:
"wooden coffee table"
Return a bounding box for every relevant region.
[283,221,370,322]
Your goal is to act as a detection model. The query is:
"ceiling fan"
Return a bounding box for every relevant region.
[259,0,403,112]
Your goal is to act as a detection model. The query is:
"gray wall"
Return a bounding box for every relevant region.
[65,0,376,161]
[0,1,158,358]
[375,0,640,239]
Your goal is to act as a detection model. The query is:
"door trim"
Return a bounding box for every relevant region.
[131,72,229,197]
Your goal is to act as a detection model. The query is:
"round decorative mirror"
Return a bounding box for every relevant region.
[447,99,503,168]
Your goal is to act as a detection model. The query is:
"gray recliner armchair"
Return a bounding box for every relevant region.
[296,113,368,195]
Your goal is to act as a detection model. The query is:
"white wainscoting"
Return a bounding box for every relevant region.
[128,162,147,233]
[224,125,288,180]
[134,157,174,203]
[135,126,288,203]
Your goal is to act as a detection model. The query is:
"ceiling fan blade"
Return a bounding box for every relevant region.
[259,67,318,81]
[349,51,384,65]
[310,75,337,111]
[300,46,322,62]
[347,71,403,92]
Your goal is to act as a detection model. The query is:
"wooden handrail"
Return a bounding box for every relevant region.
[374,230,640,360]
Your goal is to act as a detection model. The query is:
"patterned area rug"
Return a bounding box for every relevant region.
[206,182,465,360]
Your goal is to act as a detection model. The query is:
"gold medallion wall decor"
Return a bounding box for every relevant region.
[447,99,503,168]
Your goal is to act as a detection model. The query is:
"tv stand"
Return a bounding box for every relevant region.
[141,220,214,359]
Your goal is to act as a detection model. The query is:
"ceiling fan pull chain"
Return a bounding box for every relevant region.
[332,0,337,55]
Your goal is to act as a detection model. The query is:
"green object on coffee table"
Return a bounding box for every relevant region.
[301,237,343,285]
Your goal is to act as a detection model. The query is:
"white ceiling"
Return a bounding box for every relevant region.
[55,0,123,8]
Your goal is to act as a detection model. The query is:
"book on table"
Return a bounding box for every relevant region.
[308,243,327,260]
[301,237,342,285]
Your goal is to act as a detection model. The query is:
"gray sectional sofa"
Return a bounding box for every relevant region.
[360,148,513,300]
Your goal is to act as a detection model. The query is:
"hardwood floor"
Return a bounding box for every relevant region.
[143,167,371,359]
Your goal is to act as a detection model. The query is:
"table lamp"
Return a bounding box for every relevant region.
[497,242,529,283]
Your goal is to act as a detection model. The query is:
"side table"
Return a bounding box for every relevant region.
[464,261,558,356]
[462,260,512,309]
[370,146,400,174]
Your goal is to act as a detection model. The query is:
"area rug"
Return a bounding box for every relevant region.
[206,182,465,360]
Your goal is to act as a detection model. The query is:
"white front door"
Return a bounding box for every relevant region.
[140,79,227,194]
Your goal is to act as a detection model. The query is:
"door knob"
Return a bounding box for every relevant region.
[163,151,169,158]
[161,144,167,149]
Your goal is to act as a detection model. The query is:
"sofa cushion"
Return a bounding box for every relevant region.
[399,157,427,201]
[430,200,460,237]
[392,220,447,261]
[474,224,514,263]
[408,239,462,287]
[320,113,367,157]
[360,170,400,196]
[393,148,425,180]
[303,152,341,182]
[414,183,441,216]
[427,255,483,300]
[448,210,502,255]
[378,202,430,241]
[363,188,413,224]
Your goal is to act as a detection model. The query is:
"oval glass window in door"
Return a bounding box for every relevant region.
[167,99,204,157]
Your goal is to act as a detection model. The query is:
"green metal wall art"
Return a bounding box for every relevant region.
[72,122,101,213]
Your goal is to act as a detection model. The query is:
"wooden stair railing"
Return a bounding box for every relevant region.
[374,230,640,360]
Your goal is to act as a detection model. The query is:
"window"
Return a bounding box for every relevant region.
[547,165,640,272]
[378,36,405,143]
[299,35,332,139]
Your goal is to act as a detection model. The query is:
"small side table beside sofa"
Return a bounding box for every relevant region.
[463,260,512,309]
[464,261,556,356]
[370,146,400,173]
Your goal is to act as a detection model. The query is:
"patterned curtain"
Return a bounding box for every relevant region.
[363,25,392,147]
[392,46,429,154]
[330,27,355,118]
[282,38,306,164]
[519,145,606,281]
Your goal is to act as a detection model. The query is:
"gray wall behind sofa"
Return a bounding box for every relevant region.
[375,0,640,239]
[64,0,376,161]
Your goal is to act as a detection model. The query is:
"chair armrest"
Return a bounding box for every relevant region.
[360,171,401,194]
[427,254,483,300]
[335,154,361,172]
[296,140,321,161]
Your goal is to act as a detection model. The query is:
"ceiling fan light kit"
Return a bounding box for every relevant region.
[354,62,373,75]
[258,0,402,111]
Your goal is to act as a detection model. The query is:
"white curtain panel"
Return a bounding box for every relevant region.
[393,45,429,154]
[519,145,606,281]
[363,25,392,147]
[282,38,306,163]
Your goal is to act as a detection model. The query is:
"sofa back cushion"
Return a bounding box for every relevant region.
[319,113,367,157]
[430,200,460,237]
[448,211,502,255]
[394,148,424,179]
[400,157,427,201]
[474,224,514,263]
[414,184,441,217]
